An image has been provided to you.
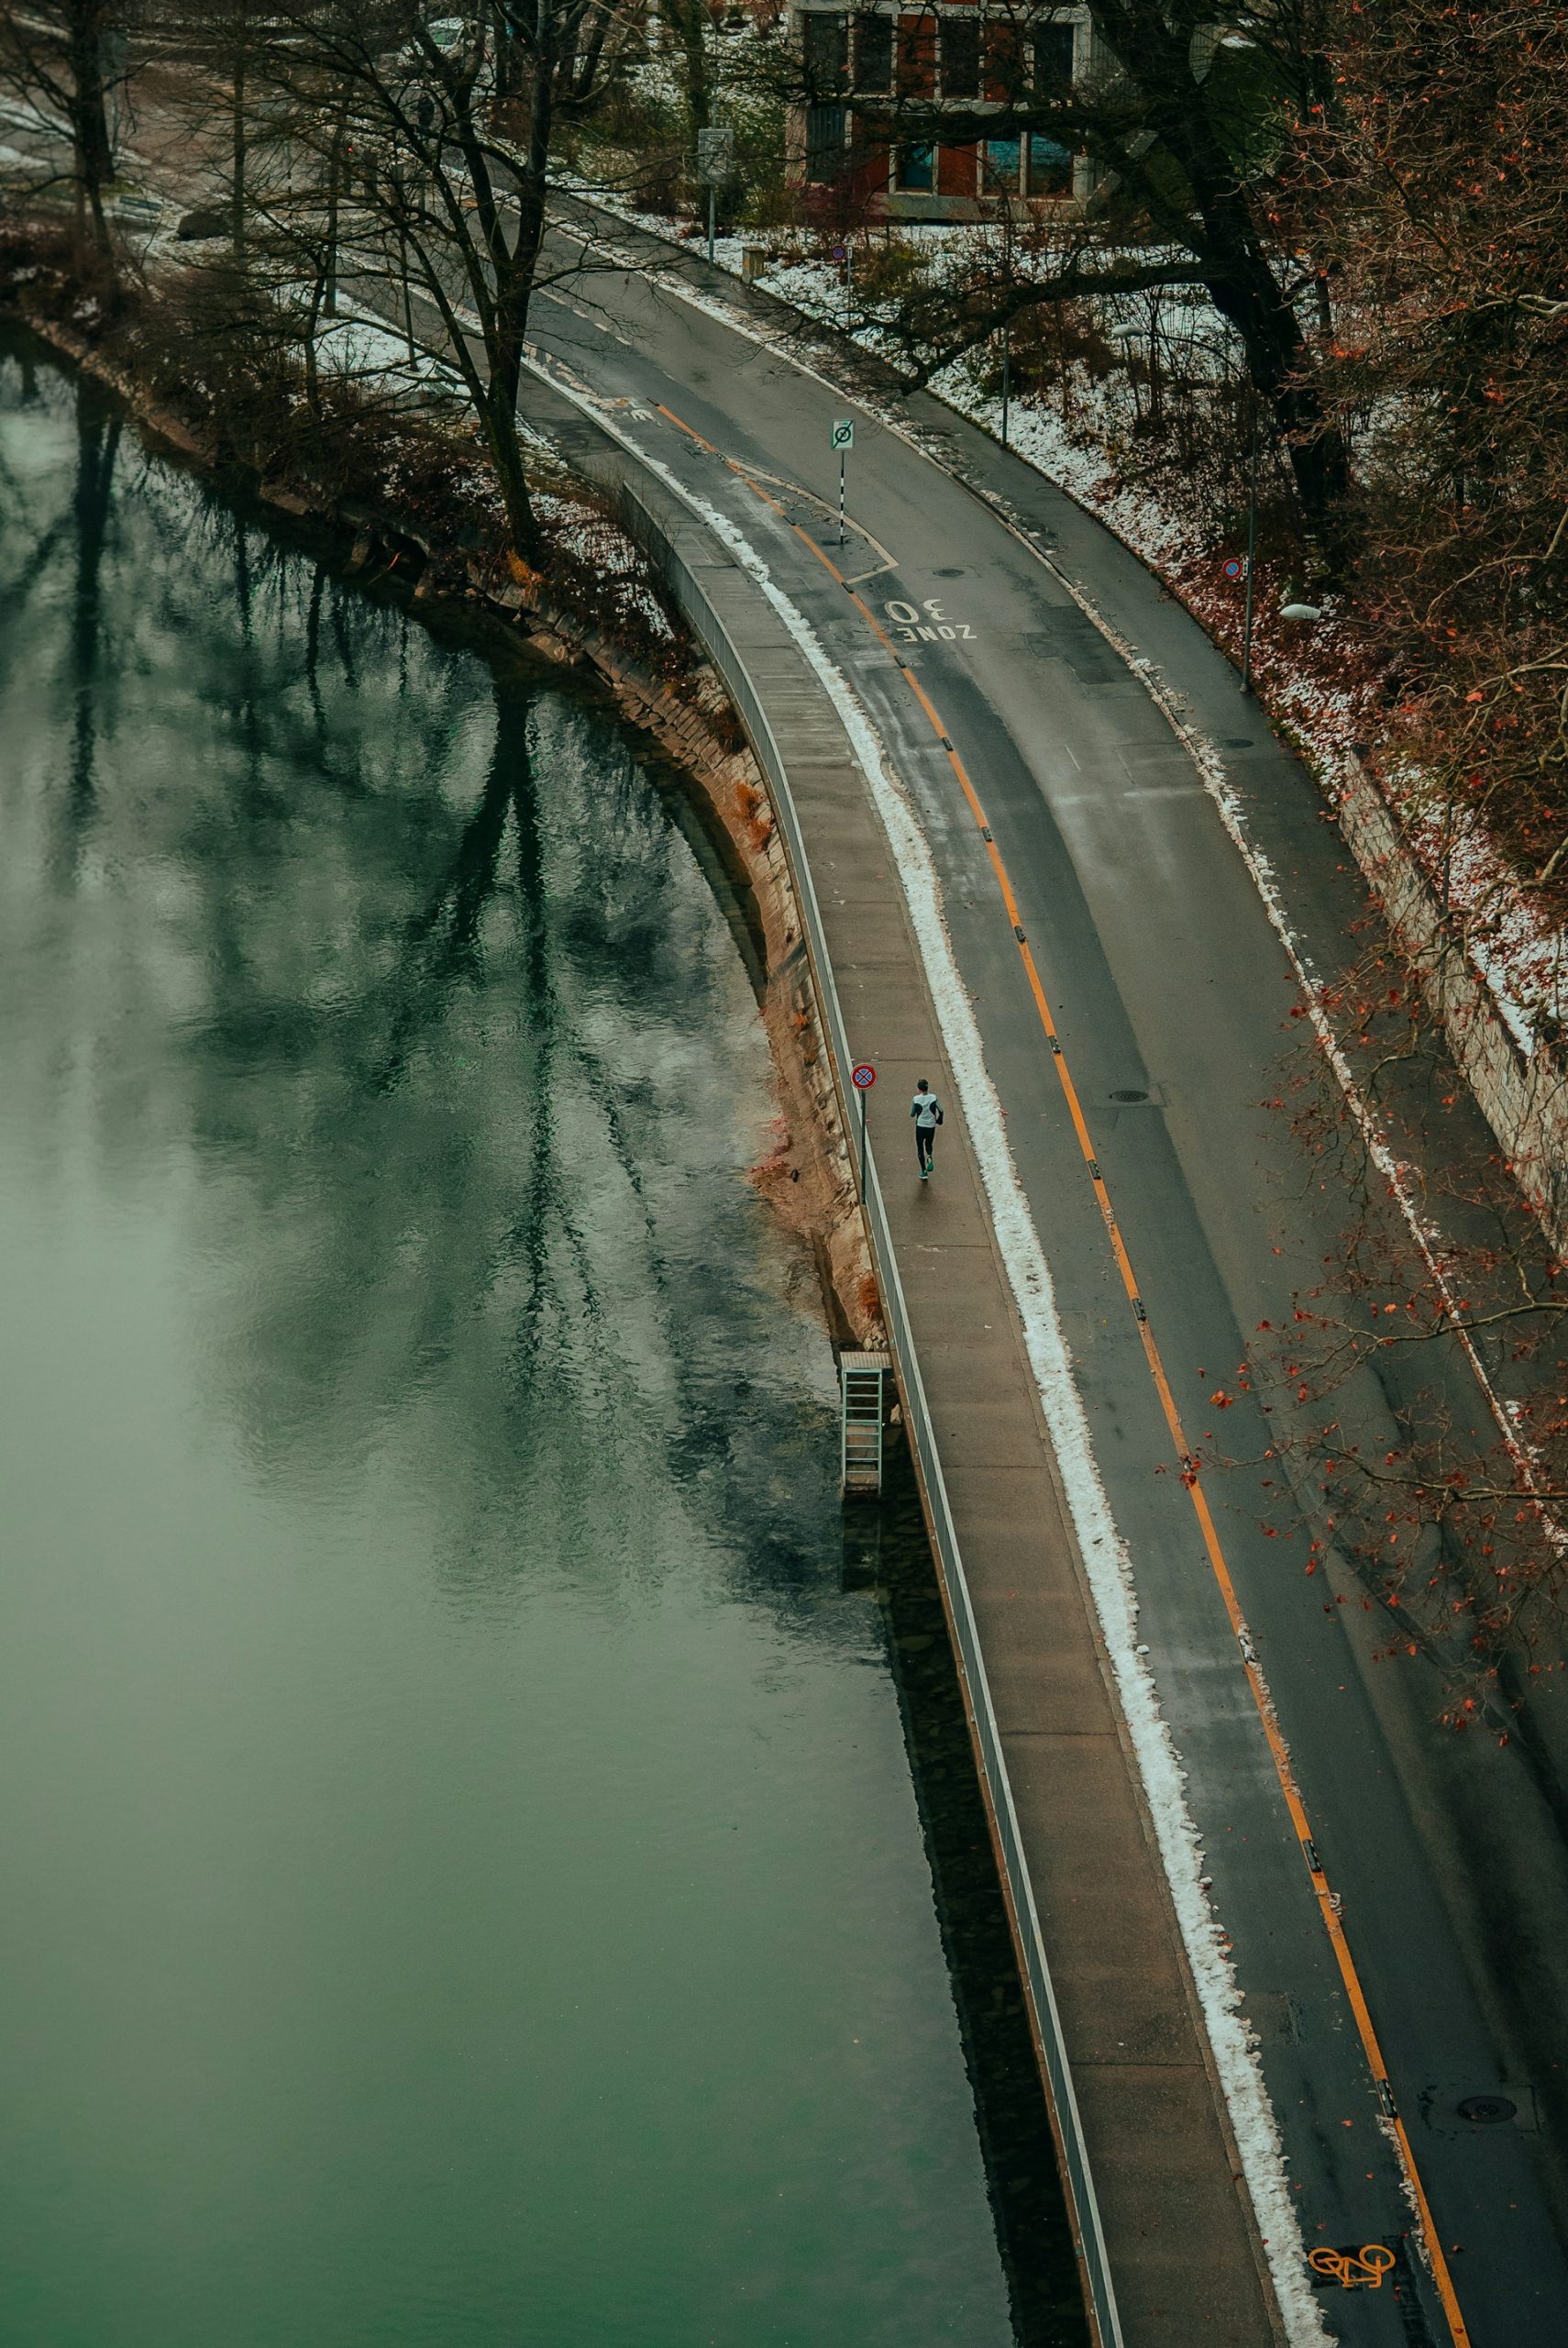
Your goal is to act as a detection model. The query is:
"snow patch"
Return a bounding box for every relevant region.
[527,351,1330,2345]
[319,305,466,395]
[582,193,1568,1069]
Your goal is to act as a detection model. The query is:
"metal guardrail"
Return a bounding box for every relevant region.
[620,482,1125,2348]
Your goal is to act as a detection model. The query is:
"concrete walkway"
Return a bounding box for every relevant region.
[527,376,1278,2348]
[342,200,1568,2342]
[718,581,1277,2347]
[514,206,1568,2348]
[18,69,1566,2331]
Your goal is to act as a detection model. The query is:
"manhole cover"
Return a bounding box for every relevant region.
[1224,736,1254,748]
[1458,2094,1517,2124]
[934,566,965,577]
[1111,1089,1149,1103]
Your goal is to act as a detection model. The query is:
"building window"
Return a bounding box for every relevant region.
[803,10,847,94]
[1027,131,1074,194]
[986,18,1024,97]
[852,11,891,93]
[895,142,935,192]
[939,15,980,98]
[805,103,848,182]
[982,136,1021,194]
[1032,22,1076,86]
[1030,23,1077,194]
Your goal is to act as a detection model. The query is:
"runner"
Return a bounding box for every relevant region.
[911,1079,944,1180]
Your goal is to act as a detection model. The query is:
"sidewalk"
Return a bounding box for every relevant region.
[531,382,1280,2348]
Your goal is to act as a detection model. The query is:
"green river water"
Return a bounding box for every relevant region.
[0,346,1059,2346]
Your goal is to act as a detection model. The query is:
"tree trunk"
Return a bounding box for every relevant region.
[1091,1,1353,545]
[679,6,710,141]
[232,48,246,254]
[304,270,324,417]
[491,5,520,102]
[479,80,555,572]
[324,142,339,316]
[67,0,113,257]
[1202,253,1351,545]
[483,232,544,562]
[484,353,543,567]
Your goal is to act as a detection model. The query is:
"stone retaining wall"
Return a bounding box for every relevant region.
[1337,753,1568,1251]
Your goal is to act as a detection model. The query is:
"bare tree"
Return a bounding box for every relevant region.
[1255,931,1568,1708]
[1308,0,1568,899]
[654,0,714,143]
[252,0,643,565]
[0,0,128,253]
[1232,1,1568,1685]
[781,0,1351,536]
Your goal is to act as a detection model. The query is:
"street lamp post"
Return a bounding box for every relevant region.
[1112,320,1143,422]
[999,195,1013,449]
[1241,388,1260,695]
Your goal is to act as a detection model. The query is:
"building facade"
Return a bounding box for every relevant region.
[789,4,1095,221]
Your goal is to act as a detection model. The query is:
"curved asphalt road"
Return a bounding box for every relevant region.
[523,218,1568,2345]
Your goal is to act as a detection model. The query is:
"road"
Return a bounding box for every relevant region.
[11,72,1563,2315]
[523,214,1568,2346]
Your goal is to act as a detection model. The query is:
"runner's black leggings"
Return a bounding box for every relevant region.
[915,1123,935,1171]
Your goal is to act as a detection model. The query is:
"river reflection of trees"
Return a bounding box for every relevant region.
[0,352,841,1612]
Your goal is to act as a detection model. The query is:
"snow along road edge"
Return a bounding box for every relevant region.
[578,206,1561,1487]
[527,354,1329,2347]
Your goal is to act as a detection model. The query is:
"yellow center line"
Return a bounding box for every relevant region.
[656,402,718,453]
[653,404,1472,2345]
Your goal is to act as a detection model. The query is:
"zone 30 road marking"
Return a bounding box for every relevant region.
[885,596,978,642]
[653,394,1473,2348]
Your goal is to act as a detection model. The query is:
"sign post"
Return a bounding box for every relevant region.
[695,127,734,265]
[1000,316,1011,448]
[850,1060,876,1193]
[832,418,854,547]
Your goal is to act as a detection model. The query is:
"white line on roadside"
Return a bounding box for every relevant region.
[555,198,1559,1623]
[524,349,1331,2348]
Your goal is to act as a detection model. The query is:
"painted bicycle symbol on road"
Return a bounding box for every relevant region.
[1308,2243,1397,2290]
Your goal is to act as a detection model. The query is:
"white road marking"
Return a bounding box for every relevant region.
[570,206,1546,1571]
[522,344,1331,2348]
[884,599,978,643]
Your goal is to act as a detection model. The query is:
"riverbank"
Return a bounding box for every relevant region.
[0,220,879,1347]
[0,349,1030,2346]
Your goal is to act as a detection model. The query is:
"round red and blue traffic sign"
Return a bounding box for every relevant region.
[851,1062,877,1091]
[1222,556,1244,581]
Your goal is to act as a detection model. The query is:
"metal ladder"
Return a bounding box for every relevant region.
[839,1350,891,1496]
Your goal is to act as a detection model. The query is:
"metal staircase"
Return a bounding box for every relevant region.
[839,1350,891,1497]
